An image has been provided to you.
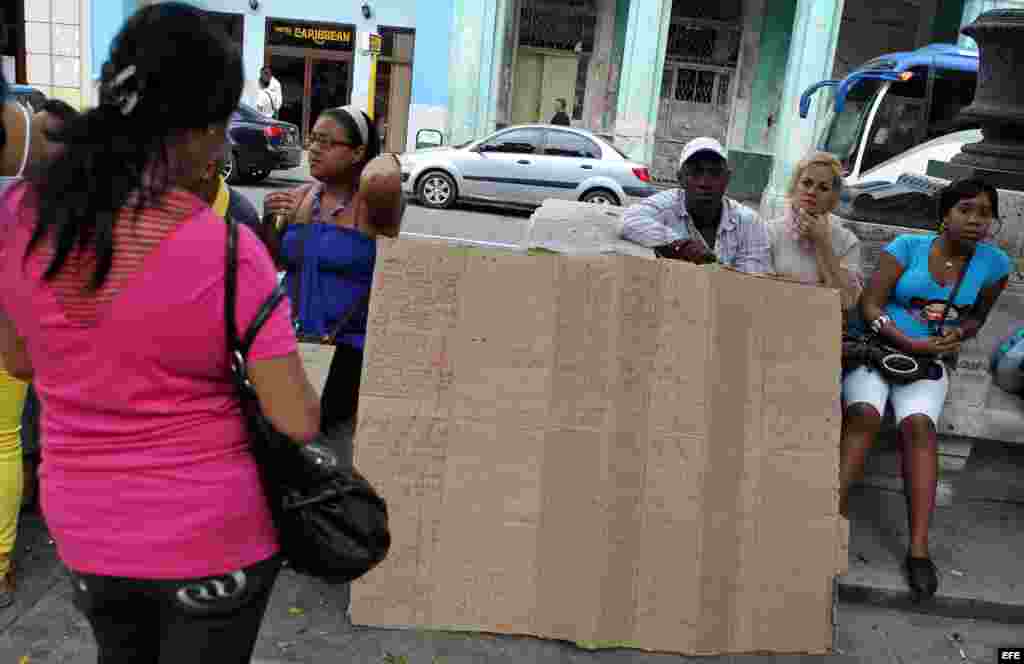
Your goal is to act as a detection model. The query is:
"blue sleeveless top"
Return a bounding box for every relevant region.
[281,220,376,350]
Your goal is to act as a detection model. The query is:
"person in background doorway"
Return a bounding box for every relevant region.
[768,151,863,312]
[621,136,772,274]
[550,98,571,126]
[259,65,282,118]
[0,69,31,610]
[0,4,321,659]
[263,106,404,439]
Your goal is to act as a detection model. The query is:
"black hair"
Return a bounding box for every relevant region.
[39,99,79,126]
[26,2,243,290]
[318,107,381,183]
[937,177,1000,226]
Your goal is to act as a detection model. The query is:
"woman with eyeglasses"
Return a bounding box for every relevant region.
[839,177,1010,601]
[263,107,404,440]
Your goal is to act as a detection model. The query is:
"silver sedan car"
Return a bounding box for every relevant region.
[399,124,658,210]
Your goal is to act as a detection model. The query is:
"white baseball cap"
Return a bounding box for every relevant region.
[678,137,728,169]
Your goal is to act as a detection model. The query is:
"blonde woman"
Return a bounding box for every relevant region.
[768,152,862,310]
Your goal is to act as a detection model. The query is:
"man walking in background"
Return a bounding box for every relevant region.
[550,98,571,126]
[258,65,283,118]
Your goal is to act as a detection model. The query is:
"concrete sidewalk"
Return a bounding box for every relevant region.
[1,438,1020,662]
[839,436,1024,622]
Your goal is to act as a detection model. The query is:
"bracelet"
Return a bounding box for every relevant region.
[870,314,892,335]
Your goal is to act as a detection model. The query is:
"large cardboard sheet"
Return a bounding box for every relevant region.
[350,239,848,656]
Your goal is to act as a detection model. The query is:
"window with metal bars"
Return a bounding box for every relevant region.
[667,24,717,63]
[518,0,596,52]
[666,66,734,107]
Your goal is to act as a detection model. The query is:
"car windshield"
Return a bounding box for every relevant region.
[819,78,883,171]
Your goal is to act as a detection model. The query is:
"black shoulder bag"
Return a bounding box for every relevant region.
[843,251,974,384]
[224,216,390,583]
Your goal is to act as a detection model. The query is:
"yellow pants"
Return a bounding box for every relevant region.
[0,368,27,577]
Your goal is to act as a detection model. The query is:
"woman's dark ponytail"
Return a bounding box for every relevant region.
[25,2,243,290]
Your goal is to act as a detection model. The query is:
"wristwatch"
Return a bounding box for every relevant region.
[870,314,892,335]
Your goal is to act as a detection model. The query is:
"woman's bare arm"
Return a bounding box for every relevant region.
[0,310,32,380]
[248,353,321,443]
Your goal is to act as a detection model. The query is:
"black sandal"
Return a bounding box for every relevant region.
[903,554,938,601]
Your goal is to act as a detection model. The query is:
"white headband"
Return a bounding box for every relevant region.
[337,105,369,146]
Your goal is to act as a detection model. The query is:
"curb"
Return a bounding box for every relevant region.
[837,580,1024,624]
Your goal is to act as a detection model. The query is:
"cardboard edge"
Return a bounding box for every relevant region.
[348,622,837,657]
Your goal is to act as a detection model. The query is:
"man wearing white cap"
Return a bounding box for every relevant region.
[621,137,771,274]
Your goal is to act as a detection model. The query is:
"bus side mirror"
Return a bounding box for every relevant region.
[415,129,444,150]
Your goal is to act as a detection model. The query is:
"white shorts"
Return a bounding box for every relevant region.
[841,364,949,426]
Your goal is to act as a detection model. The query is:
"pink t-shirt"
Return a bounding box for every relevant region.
[0,183,297,579]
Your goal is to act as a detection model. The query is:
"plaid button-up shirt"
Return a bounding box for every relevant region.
[620,189,773,274]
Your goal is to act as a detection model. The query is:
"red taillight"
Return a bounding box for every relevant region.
[632,167,651,182]
[264,126,284,140]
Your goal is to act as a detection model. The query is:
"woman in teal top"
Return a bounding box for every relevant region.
[841,178,1011,601]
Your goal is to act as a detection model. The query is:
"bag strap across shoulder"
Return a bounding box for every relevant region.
[225,215,290,364]
[936,249,975,338]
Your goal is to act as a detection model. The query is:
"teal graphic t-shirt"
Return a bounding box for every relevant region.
[883,233,1011,340]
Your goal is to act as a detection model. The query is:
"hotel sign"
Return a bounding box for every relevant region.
[267,19,355,52]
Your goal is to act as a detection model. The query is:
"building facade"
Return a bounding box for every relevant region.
[446,0,1000,216]
[2,0,94,109]
[89,0,452,153]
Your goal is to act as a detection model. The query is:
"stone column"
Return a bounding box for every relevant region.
[581,0,618,136]
[758,0,845,221]
[448,0,512,146]
[612,0,672,166]
[959,0,1024,47]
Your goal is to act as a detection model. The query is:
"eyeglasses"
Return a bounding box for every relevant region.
[308,133,354,149]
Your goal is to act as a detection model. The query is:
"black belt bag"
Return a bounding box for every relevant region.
[842,335,942,384]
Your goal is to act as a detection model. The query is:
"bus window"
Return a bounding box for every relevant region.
[821,79,883,173]
[927,68,978,139]
[860,66,929,173]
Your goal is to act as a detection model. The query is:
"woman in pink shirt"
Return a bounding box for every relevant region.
[0,4,320,662]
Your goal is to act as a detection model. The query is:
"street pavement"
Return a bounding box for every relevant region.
[236,159,530,247]
[1,164,1021,662]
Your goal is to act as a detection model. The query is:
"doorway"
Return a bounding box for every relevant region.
[373,28,414,154]
[264,18,355,140]
[267,54,305,129]
[309,59,351,135]
[512,47,579,125]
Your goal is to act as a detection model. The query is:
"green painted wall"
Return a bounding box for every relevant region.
[743,0,797,152]
[931,0,968,43]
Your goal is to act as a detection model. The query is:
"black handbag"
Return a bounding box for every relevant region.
[843,250,974,384]
[224,217,390,583]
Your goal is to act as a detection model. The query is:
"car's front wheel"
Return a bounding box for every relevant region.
[581,188,621,206]
[417,171,457,209]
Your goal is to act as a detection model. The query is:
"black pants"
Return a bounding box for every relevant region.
[70,555,282,664]
[320,342,364,436]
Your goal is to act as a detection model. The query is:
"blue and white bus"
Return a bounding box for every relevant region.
[800,44,979,183]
